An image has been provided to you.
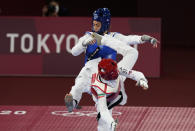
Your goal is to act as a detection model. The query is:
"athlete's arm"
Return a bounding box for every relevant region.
[119,69,149,90]
[113,32,144,45]
[113,32,159,48]
[71,34,91,56]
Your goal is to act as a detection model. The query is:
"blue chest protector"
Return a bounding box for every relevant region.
[84,42,117,64]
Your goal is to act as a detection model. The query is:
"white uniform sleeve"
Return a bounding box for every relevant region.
[112,32,144,45]
[71,33,91,56]
[124,70,147,82]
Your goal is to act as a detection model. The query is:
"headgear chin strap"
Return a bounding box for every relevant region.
[92,8,111,35]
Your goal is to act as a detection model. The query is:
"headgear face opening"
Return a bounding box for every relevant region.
[98,59,118,80]
[92,8,111,35]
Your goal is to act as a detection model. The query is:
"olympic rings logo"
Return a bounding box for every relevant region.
[51,111,122,117]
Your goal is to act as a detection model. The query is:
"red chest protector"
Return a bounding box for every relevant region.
[91,73,121,102]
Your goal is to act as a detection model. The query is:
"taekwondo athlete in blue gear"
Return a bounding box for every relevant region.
[84,8,117,63]
[65,8,118,112]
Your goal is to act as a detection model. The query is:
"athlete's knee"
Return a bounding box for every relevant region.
[120,93,127,105]
[133,48,138,57]
[122,46,138,58]
[128,47,138,58]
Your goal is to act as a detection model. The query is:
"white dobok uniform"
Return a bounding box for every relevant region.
[91,72,124,131]
[70,32,146,106]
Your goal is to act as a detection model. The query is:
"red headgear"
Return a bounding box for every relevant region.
[98,59,119,80]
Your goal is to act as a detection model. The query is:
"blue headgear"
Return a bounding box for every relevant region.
[92,8,111,35]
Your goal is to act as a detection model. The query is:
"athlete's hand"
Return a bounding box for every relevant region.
[136,78,149,90]
[92,32,102,45]
[141,35,160,48]
[82,36,96,47]
[151,37,159,48]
